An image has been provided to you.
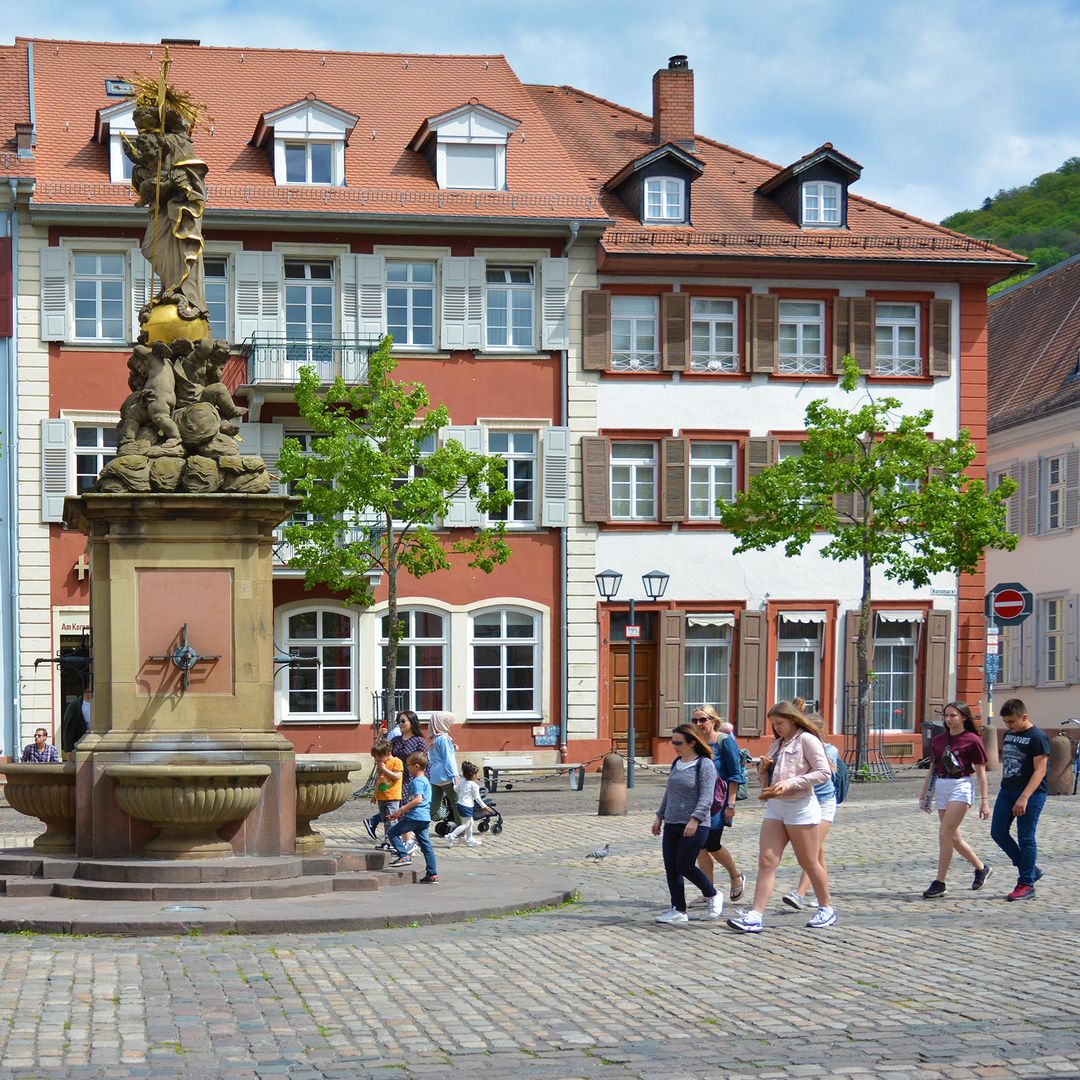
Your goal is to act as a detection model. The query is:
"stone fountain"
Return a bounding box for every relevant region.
[0,54,366,887]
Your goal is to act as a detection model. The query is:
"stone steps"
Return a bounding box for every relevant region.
[0,845,414,901]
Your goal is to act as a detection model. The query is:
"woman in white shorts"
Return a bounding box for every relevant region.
[917,701,992,899]
[727,699,836,934]
[783,712,838,911]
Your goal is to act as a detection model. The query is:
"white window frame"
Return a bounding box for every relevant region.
[73,422,118,495]
[690,297,738,372]
[263,102,355,188]
[875,302,921,376]
[468,607,541,718]
[611,295,660,372]
[684,615,733,721]
[778,300,826,374]
[380,608,448,716]
[643,177,685,222]
[203,253,231,343]
[484,265,535,350]
[689,441,736,520]
[871,616,919,732]
[72,251,128,343]
[1042,454,1067,532]
[283,258,336,374]
[391,431,438,529]
[58,410,121,498]
[802,181,841,226]
[282,140,335,185]
[610,441,657,521]
[275,604,359,724]
[1041,595,1066,684]
[486,429,537,527]
[776,615,823,712]
[385,260,436,349]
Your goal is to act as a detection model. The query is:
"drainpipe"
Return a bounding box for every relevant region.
[557,221,580,761]
[4,180,21,759]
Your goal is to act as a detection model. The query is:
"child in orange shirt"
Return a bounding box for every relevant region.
[364,739,403,844]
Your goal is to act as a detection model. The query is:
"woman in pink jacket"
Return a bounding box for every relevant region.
[727,699,836,934]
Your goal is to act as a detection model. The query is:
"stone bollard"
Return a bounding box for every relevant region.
[1048,734,1075,796]
[982,720,1000,772]
[597,752,627,816]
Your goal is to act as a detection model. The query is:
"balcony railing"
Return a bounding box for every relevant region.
[241,337,370,386]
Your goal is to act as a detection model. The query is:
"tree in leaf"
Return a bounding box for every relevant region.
[276,338,513,728]
[719,357,1018,772]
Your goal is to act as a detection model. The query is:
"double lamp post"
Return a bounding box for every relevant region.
[595,568,670,788]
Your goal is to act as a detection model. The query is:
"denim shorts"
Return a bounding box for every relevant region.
[456,803,474,819]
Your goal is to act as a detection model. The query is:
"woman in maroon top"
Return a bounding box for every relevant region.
[917,701,992,899]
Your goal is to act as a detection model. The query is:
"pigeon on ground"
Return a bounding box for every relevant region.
[585,843,610,861]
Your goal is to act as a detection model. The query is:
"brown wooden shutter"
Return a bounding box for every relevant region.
[843,611,872,733]
[1024,459,1039,536]
[660,437,689,522]
[580,436,611,523]
[850,297,875,374]
[658,610,686,735]
[923,608,952,726]
[928,299,951,377]
[736,610,768,736]
[832,297,851,374]
[749,294,778,373]
[581,290,611,371]
[661,293,689,371]
[743,436,776,490]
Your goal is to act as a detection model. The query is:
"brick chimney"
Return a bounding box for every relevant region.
[652,55,694,150]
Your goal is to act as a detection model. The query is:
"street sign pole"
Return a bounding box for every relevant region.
[626,596,636,789]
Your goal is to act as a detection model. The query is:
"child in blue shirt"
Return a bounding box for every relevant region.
[386,752,438,883]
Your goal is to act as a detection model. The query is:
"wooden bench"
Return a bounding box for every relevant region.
[482,761,586,793]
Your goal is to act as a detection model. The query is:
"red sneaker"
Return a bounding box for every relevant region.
[1006,884,1036,902]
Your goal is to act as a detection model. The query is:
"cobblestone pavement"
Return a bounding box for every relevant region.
[0,772,1078,1079]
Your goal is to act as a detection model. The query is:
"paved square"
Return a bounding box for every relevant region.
[0,771,1076,1078]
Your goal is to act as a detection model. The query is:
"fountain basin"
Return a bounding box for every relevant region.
[0,764,77,854]
[295,759,363,855]
[105,764,270,859]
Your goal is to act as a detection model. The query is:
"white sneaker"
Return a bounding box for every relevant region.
[406,841,418,854]
[781,892,804,911]
[726,910,763,933]
[446,837,457,848]
[706,893,724,919]
[806,905,837,929]
[654,907,689,924]
[465,838,483,847]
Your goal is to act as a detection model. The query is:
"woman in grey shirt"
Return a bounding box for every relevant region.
[651,723,722,924]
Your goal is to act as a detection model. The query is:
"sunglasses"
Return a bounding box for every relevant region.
[692,716,709,724]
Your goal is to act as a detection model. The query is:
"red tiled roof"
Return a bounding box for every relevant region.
[527,84,1026,267]
[0,43,34,176]
[21,38,605,221]
[988,254,1080,432]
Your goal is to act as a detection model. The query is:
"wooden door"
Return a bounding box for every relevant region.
[609,642,659,758]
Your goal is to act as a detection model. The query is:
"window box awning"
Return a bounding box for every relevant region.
[875,609,925,624]
[779,610,827,625]
[686,614,735,628]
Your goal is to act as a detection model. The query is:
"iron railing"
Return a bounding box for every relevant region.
[241,337,370,386]
[840,681,896,779]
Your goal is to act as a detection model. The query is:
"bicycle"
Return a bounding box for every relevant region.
[1061,719,1080,795]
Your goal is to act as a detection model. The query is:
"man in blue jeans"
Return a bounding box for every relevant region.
[991,699,1050,901]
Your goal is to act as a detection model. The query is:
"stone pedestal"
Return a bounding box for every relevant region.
[64,494,299,858]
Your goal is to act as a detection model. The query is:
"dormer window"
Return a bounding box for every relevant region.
[95,101,137,185]
[644,177,685,222]
[252,99,359,187]
[410,104,520,191]
[802,181,841,226]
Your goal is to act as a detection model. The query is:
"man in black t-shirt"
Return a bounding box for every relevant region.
[991,698,1050,901]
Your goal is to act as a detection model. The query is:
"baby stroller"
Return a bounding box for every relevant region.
[433,788,504,837]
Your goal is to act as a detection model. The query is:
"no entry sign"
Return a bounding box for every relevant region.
[984,582,1033,627]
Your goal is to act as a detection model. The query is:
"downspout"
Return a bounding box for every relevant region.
[557,221,580,760]
[4,180,21,759]
[26,42,36,148]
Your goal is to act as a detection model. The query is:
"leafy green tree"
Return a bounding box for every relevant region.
[277,338,512,727]
[719,358,1018,770]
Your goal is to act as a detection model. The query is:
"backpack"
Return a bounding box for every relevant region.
[832,757,850,805]
[736,748,752,800]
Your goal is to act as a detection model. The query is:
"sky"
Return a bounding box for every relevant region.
[3,0,1079,223]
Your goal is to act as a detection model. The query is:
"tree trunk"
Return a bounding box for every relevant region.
[854,549,873,774]
[382,514,399,731]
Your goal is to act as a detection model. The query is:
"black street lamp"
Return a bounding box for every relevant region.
[595,568,670,787]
